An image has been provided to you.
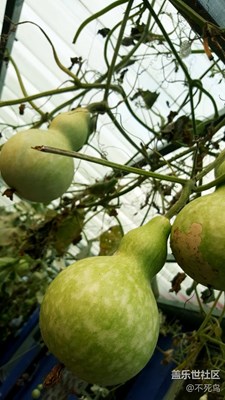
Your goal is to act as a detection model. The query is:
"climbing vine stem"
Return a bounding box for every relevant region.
[32,145,188,185]
[164,180,194,220]
[103,0,134,102]
[8,55,45,117]
[72,0,129,44]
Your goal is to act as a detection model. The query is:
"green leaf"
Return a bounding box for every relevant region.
[0,256,18,268]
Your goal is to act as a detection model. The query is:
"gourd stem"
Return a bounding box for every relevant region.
[164,180,194,220]
[200,333,225,349]
[194,148,225,182]
[194,173,225,192]
[32,145,187,185]
[197,291,223,335]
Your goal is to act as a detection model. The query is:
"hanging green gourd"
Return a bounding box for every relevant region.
[39,215,171,386]
[0,107,92,203]
[170,152,225,291]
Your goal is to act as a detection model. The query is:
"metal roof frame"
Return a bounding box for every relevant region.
[0,0,24,97]
[170,0,225,64]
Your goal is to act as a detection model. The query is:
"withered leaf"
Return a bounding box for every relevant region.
[161,348,174,365]
[169,272,186,294]
[99,225,123,256]
[122,36,135,46]
[161,115,194,146]
[20,209,84,258]
[19,103,26,115]
[131,89,159,109]
[98,28,110,38]
[52,211,84,256]
[2,188,15,201]
[167,110,178,123]
[201,287,215,304]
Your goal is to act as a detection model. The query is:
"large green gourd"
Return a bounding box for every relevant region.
[39,215,171,386]
[170,155,225,291]
[0,107,91,203]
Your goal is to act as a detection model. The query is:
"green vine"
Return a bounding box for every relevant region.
[103,0,134,102]
[32,145,188,185]
[73,0,129,44]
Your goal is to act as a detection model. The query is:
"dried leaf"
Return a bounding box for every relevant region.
[161,115,204,146]
[98,28,110,38]
[186,280,197,296]
[169,272,186,294]
[117,68,128,84]
[131,89,159,109]
[0,211,25,250]
[201,287,215,304]
[19,103,26,115]
[161,348,174,365]
[99,225,123,256]
[88,177,117,197]
[122,36,135,46]
[167,110,178,123]
[44,363,64,388]
[2,188,15,201]
[52,211,84,256]
[130,24,165,44]
[21,209,84,257]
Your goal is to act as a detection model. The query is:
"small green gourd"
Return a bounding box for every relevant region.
[0,107,91,203]
[39,215,171,386]
[49,107,91,151]
[170,153,225,291]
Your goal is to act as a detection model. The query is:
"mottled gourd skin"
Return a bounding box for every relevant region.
[39,216,171,386]
[0,129,74,203]
[170,186,225,291]
[40,255,159,386]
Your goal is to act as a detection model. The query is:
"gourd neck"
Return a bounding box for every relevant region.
[116,215,171,280]
[49,108,92,151]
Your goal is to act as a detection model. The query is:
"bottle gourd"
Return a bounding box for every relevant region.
[40,215,171,386]
[0,107,91,203]
[170,154,225,291]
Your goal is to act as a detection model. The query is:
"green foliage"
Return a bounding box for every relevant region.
[0,208,26,255]
[21,208,84,258]
[0,254,56,342]
[0,203,84,342]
